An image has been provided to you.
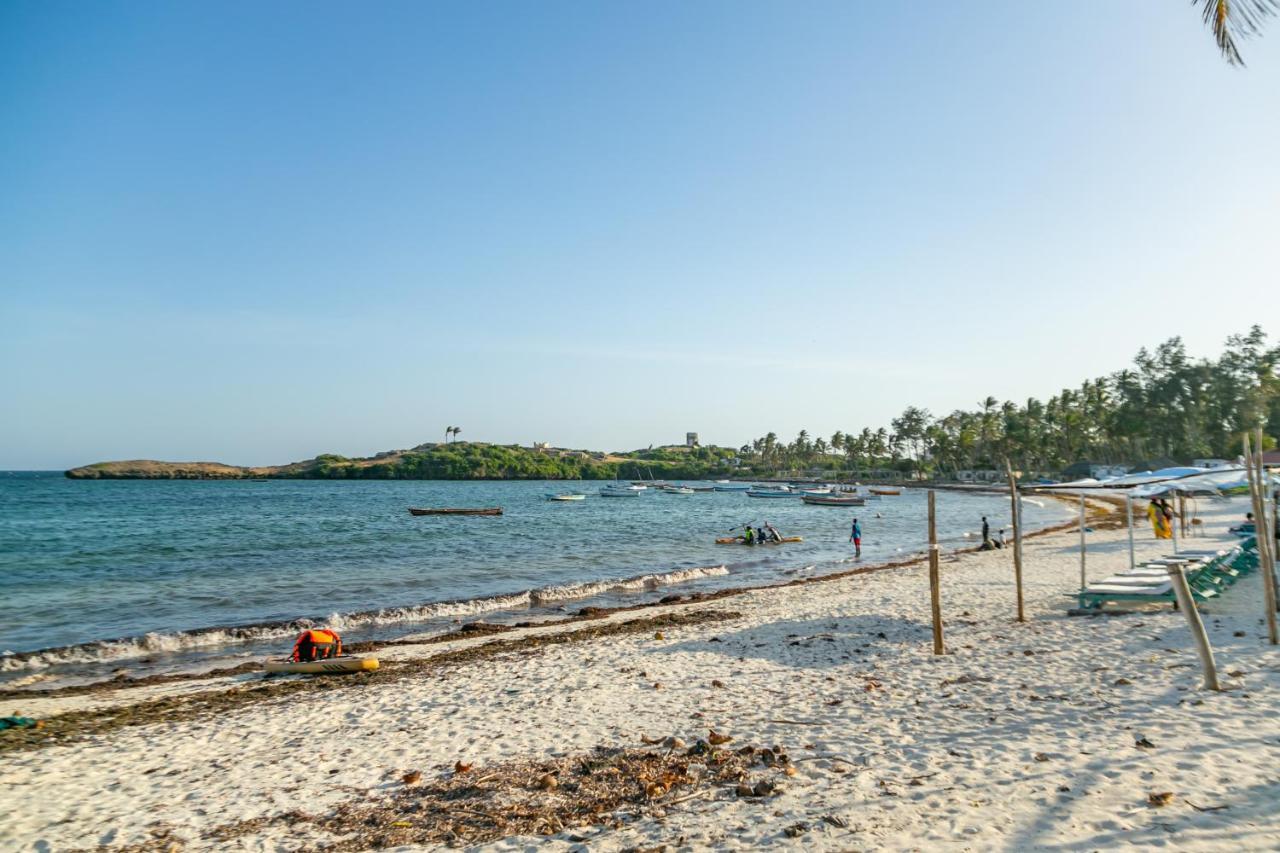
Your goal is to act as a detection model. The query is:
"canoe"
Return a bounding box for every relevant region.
[713,483,751,491]
[746,490,796,498]
[715,536,803,545]
[265,656,379,675]
[661,487,696,495]
[408,507,502,516]
[869,489,901,496]
[599,488,640,497]
[546,493,586,501]
[801,495,866,506]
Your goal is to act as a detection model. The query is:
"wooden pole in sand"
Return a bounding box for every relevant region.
[1243,433,1278,644]
[1078,494,1087,590]
[1126,494,1136,571]
[1165,564,1221,691]
[928,490,944,655]
[1253,428,1280,616]
[1004,460,1025,622]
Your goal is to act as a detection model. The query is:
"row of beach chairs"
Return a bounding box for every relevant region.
[1075,538,1259,611]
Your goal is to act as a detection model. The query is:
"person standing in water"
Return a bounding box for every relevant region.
[849,517,862,558]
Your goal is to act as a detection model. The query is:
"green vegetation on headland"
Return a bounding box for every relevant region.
[66,328,1278,482]
[65,443,741,481]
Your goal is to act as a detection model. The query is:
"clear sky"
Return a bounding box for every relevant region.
[3,2,1279,469]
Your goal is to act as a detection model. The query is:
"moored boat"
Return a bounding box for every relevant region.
[869,488,901,496]
[661,486,696,494]
[713,481,751,491]
[801,495,866,506]
[546,493,587,501]
[600,485,640,497]
[408,507,503,516]
[746,487,796,498]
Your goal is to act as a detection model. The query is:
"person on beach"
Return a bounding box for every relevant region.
[1147,499,1172,539]
[1230,512,1256,535]
[978,516,997,550]
[849,517,862,558]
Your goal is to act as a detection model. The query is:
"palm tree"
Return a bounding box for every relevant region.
[444,426,454,444]
[1197,0,1277,66]
[452,426,462,443]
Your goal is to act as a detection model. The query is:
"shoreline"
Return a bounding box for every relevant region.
[2,496,1092,697]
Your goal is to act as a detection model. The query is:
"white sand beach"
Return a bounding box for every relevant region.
[3,495,1279,851]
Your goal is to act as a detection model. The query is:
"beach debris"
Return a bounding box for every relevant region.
[454,761,473,774]
[1186,799,1230,812]
[654,632,665,640]
[1033,753,1050,762]
[1135,735,1156,750]
[1147,791,1175,807]
[711,679,726,689]
[1228,670,1245,678]
[822,814,849,828]
[708,730,733,746]
[784,821,809,837]
[537,772,558,790]
[640,734,663,745]
[1113,678,1132,686]
[402,770,422,786]
[736,779,778,798]
[663,737,686,750]
[1234,631,1246,637]
[653,682,663,690]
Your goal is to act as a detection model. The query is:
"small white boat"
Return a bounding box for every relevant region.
[800,488,833,497]
[746,488,797,498]
[546,493,586,501]
[662,486,696,495]
[600,486,640,497]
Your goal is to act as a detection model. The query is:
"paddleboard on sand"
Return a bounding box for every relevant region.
[264,656,380,675]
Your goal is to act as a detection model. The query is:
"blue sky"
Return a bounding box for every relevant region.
[3,2,1279,468]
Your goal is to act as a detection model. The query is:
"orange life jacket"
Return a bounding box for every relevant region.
[291,629,342,662]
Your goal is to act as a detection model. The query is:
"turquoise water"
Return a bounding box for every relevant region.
[0,472,1069,682]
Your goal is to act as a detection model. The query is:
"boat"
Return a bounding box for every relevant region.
[408,507,503,516]
[713,483,751,491]
[687,484,716,492]
[600,485,640,497]
[799,488,833,497]
[546,493,586,501]
[661,486,696,495]
[715,536,803,545]
[869,488,901,496]
[801,494,866,507]
[746,488,796,498]
[264,656,379,675]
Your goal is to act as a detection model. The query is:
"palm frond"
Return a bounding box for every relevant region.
[1195,0,1279,65]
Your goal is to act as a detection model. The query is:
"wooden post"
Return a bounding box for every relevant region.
[1254,428,1280,616]
[1079,494,1087,590]
[1244,433,1278,645]
[1004,460,1025,622]
[928,490,944,655]
[1126,494,1136,571]
[1179,493,1188,538]
[1165,564,1221,691]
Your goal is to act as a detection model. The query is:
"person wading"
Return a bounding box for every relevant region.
[850,517,862,558]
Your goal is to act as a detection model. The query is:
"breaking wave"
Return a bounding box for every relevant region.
[0,565,730,673]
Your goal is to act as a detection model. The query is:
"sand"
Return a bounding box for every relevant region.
[3,495,1279,851]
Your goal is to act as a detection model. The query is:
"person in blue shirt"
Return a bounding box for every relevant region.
[849,517,862,558]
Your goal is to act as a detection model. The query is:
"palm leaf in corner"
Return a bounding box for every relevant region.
[1196,0,1278,65]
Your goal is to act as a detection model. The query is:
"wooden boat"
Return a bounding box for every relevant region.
[661,486,696,495]
[869,488,901,496]
[713,482,751,491]
[264,656,379,675]
[408,507,503,516]
[687,485,716,492]
[715,536,803,545]
[746,488,796,498]
[600,486,640,497]
[546,493,586,501]
[801,495,866,507]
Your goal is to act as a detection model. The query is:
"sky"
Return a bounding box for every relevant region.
[2,2,1279,469]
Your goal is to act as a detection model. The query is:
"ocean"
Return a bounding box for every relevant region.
[0,472,1070,686]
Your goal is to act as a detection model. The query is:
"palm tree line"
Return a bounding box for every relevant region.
[737,328,1279,479]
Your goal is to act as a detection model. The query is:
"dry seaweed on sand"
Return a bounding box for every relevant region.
[0,609,740,756]
[202,741,785,850]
